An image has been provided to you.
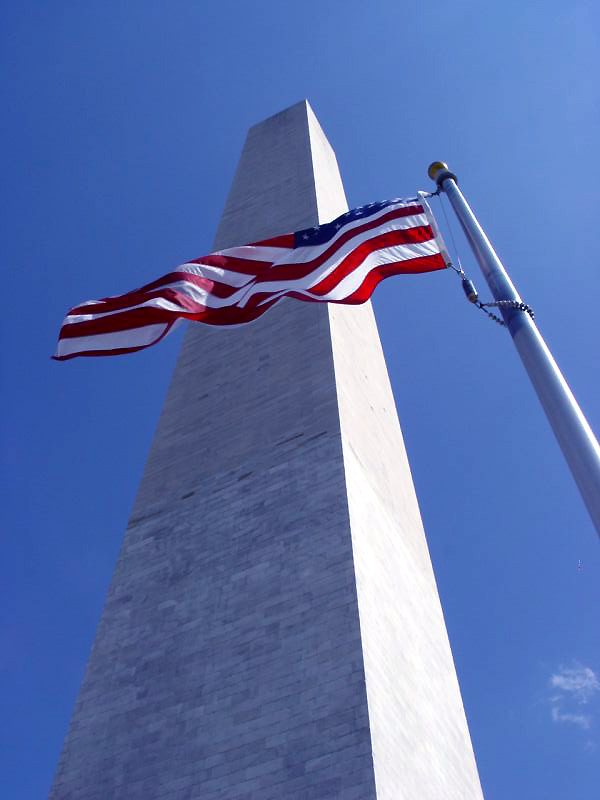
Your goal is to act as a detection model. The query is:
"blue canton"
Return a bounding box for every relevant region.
[293,198,417,249]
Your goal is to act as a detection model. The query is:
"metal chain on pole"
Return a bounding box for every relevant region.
[477,299,535,326]
[433,193,535,328]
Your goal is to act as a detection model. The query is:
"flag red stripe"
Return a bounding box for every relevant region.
[68,273,240,316]
[247,233,295,248]
[232,251,446,314]
[274,225,434,290]
[186,254,274,276]
[59,306,188,338]
[272,205,426,279]
[335,252,446,303]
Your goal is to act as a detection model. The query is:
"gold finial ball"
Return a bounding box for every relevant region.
[427,162,449,181]
[427,161,457,186]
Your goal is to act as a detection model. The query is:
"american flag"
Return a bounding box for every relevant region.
[54,195,448,360]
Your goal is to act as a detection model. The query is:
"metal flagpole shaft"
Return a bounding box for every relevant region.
[428,161,600,538]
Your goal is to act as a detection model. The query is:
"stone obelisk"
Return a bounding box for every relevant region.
[50,101,483,799]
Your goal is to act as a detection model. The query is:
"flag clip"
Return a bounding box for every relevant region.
[461,278,479,304]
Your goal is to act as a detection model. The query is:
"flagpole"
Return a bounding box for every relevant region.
[428,161,600,538]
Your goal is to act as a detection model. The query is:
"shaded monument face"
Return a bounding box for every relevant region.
[50,101,483,800]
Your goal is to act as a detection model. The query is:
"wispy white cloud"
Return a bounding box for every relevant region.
[547,663,599,741]
[550,665,600,704]
[551,706,591,729]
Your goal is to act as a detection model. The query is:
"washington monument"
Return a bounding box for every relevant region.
[50,101,483,799]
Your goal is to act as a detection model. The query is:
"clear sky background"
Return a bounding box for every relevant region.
[1,2,599,797]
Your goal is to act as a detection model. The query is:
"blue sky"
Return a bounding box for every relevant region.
[1,1,599,797]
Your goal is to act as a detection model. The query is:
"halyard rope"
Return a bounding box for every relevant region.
[432,194,535,328]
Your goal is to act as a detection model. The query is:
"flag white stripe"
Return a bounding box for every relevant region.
[286,213,428,266]
[309,239,440,300]
[178,263,260,287]
[55,324,169,357]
